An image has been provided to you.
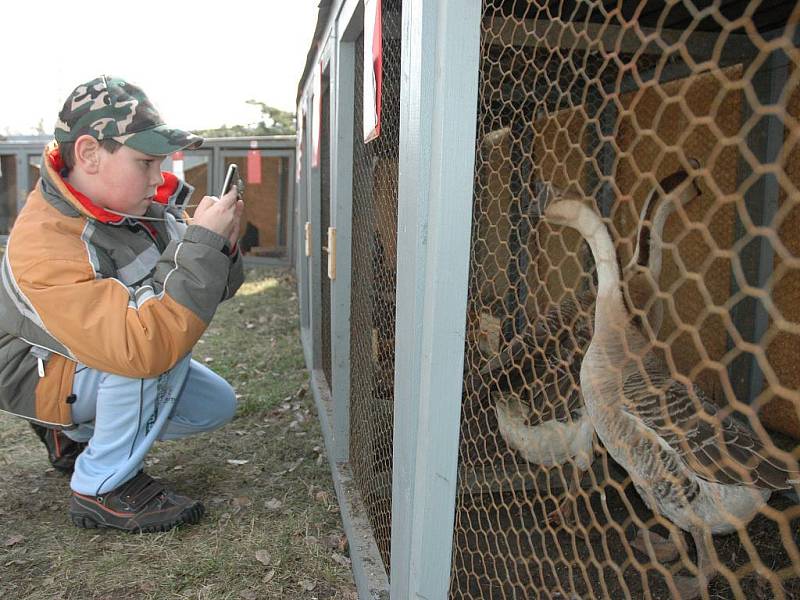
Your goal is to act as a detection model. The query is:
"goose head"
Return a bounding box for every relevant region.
[625,158,703,274]
[494,391,529,419]
[623,159,703,334]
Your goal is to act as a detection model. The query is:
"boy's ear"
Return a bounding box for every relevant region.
[73,135,101,174]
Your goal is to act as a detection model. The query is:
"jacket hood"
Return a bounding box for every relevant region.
[40,141,193,225]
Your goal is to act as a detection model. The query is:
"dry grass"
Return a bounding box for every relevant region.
[0,267,356,600]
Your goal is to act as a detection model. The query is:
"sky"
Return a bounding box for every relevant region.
[1,1,319,135]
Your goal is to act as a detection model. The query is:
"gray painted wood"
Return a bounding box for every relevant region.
[391,1,482,598]
[297,102,313,349]
[308,91,323,371]
[729,49,785,404]
[299,96,316,374]
[330,14,358,464]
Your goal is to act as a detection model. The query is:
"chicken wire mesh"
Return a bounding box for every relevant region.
[321,74,333,388]
[451,1,800,598]
[348,0,403,573]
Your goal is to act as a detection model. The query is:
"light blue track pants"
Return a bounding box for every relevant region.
[64,354,237,496]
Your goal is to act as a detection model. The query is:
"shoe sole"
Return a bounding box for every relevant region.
[70,501,205,533]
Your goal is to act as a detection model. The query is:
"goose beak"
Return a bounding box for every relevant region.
[527,181,569,219]
[676,159,703,207]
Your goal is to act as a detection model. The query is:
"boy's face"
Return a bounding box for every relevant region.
[94,145,165,216]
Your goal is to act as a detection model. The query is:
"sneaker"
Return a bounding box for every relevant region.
[30,422,87,475]
[69,471,205,533]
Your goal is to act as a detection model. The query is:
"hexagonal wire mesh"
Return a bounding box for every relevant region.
[321,72,333,387]
[349,0,403,573]
[451,1,800,598]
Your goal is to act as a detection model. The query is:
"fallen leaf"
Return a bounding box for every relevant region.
[172,465,184,471]
[232,496,252,510]
[331,552,352,568]
[254,550,271,566]
[325,533,341,549]
[315,490,330,504]
[262,569,276,583]
[299,579,316,592]
[226,459,249,466]
[265,498,283,511]
[239,590,258,600]
[4,535,24,547]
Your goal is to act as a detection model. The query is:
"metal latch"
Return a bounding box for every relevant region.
[323,227,336,280]
[304,222,312,257]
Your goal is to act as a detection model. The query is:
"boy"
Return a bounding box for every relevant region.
[0,76,245,532]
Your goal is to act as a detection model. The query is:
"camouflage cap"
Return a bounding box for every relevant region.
[54,76,203,156]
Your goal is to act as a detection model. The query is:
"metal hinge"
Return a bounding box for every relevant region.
[323,227,336,280]
[304,222,312,257]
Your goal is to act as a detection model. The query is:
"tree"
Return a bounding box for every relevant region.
[194,102,296,138]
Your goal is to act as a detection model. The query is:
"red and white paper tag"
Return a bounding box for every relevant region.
[171,151,184,179]
[247,141,262,184]
[363,0,383,142]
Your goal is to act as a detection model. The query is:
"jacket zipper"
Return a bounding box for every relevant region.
[30,346,52,378]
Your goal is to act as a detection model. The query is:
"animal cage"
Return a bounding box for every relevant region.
[296,0,800,598]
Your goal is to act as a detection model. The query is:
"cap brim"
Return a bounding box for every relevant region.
[114,125,203,156]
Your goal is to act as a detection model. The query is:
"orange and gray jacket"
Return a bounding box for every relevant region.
[0,143,244,428]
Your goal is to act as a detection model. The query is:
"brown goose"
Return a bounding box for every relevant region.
[543,194,796,598]
[487,165,701,526]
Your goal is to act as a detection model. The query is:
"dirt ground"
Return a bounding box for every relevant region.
[0,267,357,600]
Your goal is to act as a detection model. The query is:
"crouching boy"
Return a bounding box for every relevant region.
[0,76,245,532]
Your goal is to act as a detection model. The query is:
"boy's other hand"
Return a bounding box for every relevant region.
[192,186,244,248]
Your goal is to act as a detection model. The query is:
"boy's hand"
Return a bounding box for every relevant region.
[191,186,244,248]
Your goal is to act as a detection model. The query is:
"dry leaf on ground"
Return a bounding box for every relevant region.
[3,535,24,547]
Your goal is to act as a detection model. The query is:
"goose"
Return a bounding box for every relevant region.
[487,164,701,528]
[542,191,796,598]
